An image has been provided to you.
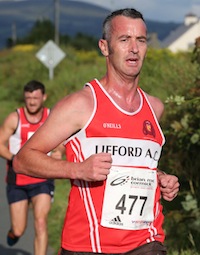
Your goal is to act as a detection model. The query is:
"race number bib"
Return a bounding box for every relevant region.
[101,166,157,230]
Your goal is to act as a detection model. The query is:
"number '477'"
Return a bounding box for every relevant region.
[115,194,147,215]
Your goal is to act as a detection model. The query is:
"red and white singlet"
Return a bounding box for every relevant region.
[8,107,50,186]
[63,79,166,253]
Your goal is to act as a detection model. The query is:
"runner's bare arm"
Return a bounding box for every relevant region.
[146,94,164,121]
[0,111,18,160]
[13,88,112,181]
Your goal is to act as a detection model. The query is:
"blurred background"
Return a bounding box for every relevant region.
[0,1,200,254]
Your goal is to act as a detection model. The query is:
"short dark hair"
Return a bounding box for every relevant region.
[102,8,145,41]
[24,80,45,94]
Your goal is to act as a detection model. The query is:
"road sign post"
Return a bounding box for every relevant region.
[36,40,66,80]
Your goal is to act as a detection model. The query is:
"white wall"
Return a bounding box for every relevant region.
[168,20,200,52]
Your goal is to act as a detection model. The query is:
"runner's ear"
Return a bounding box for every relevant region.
[99,39,109,57]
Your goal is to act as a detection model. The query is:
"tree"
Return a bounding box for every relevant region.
[11,19,98,51]
[161,38,200,252]
[19,19,55,44]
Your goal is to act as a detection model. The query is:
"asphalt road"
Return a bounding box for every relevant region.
[0,157,54,255]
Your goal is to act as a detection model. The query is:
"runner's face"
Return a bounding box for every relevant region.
[24,89,46,114]
[106,16,147,79]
